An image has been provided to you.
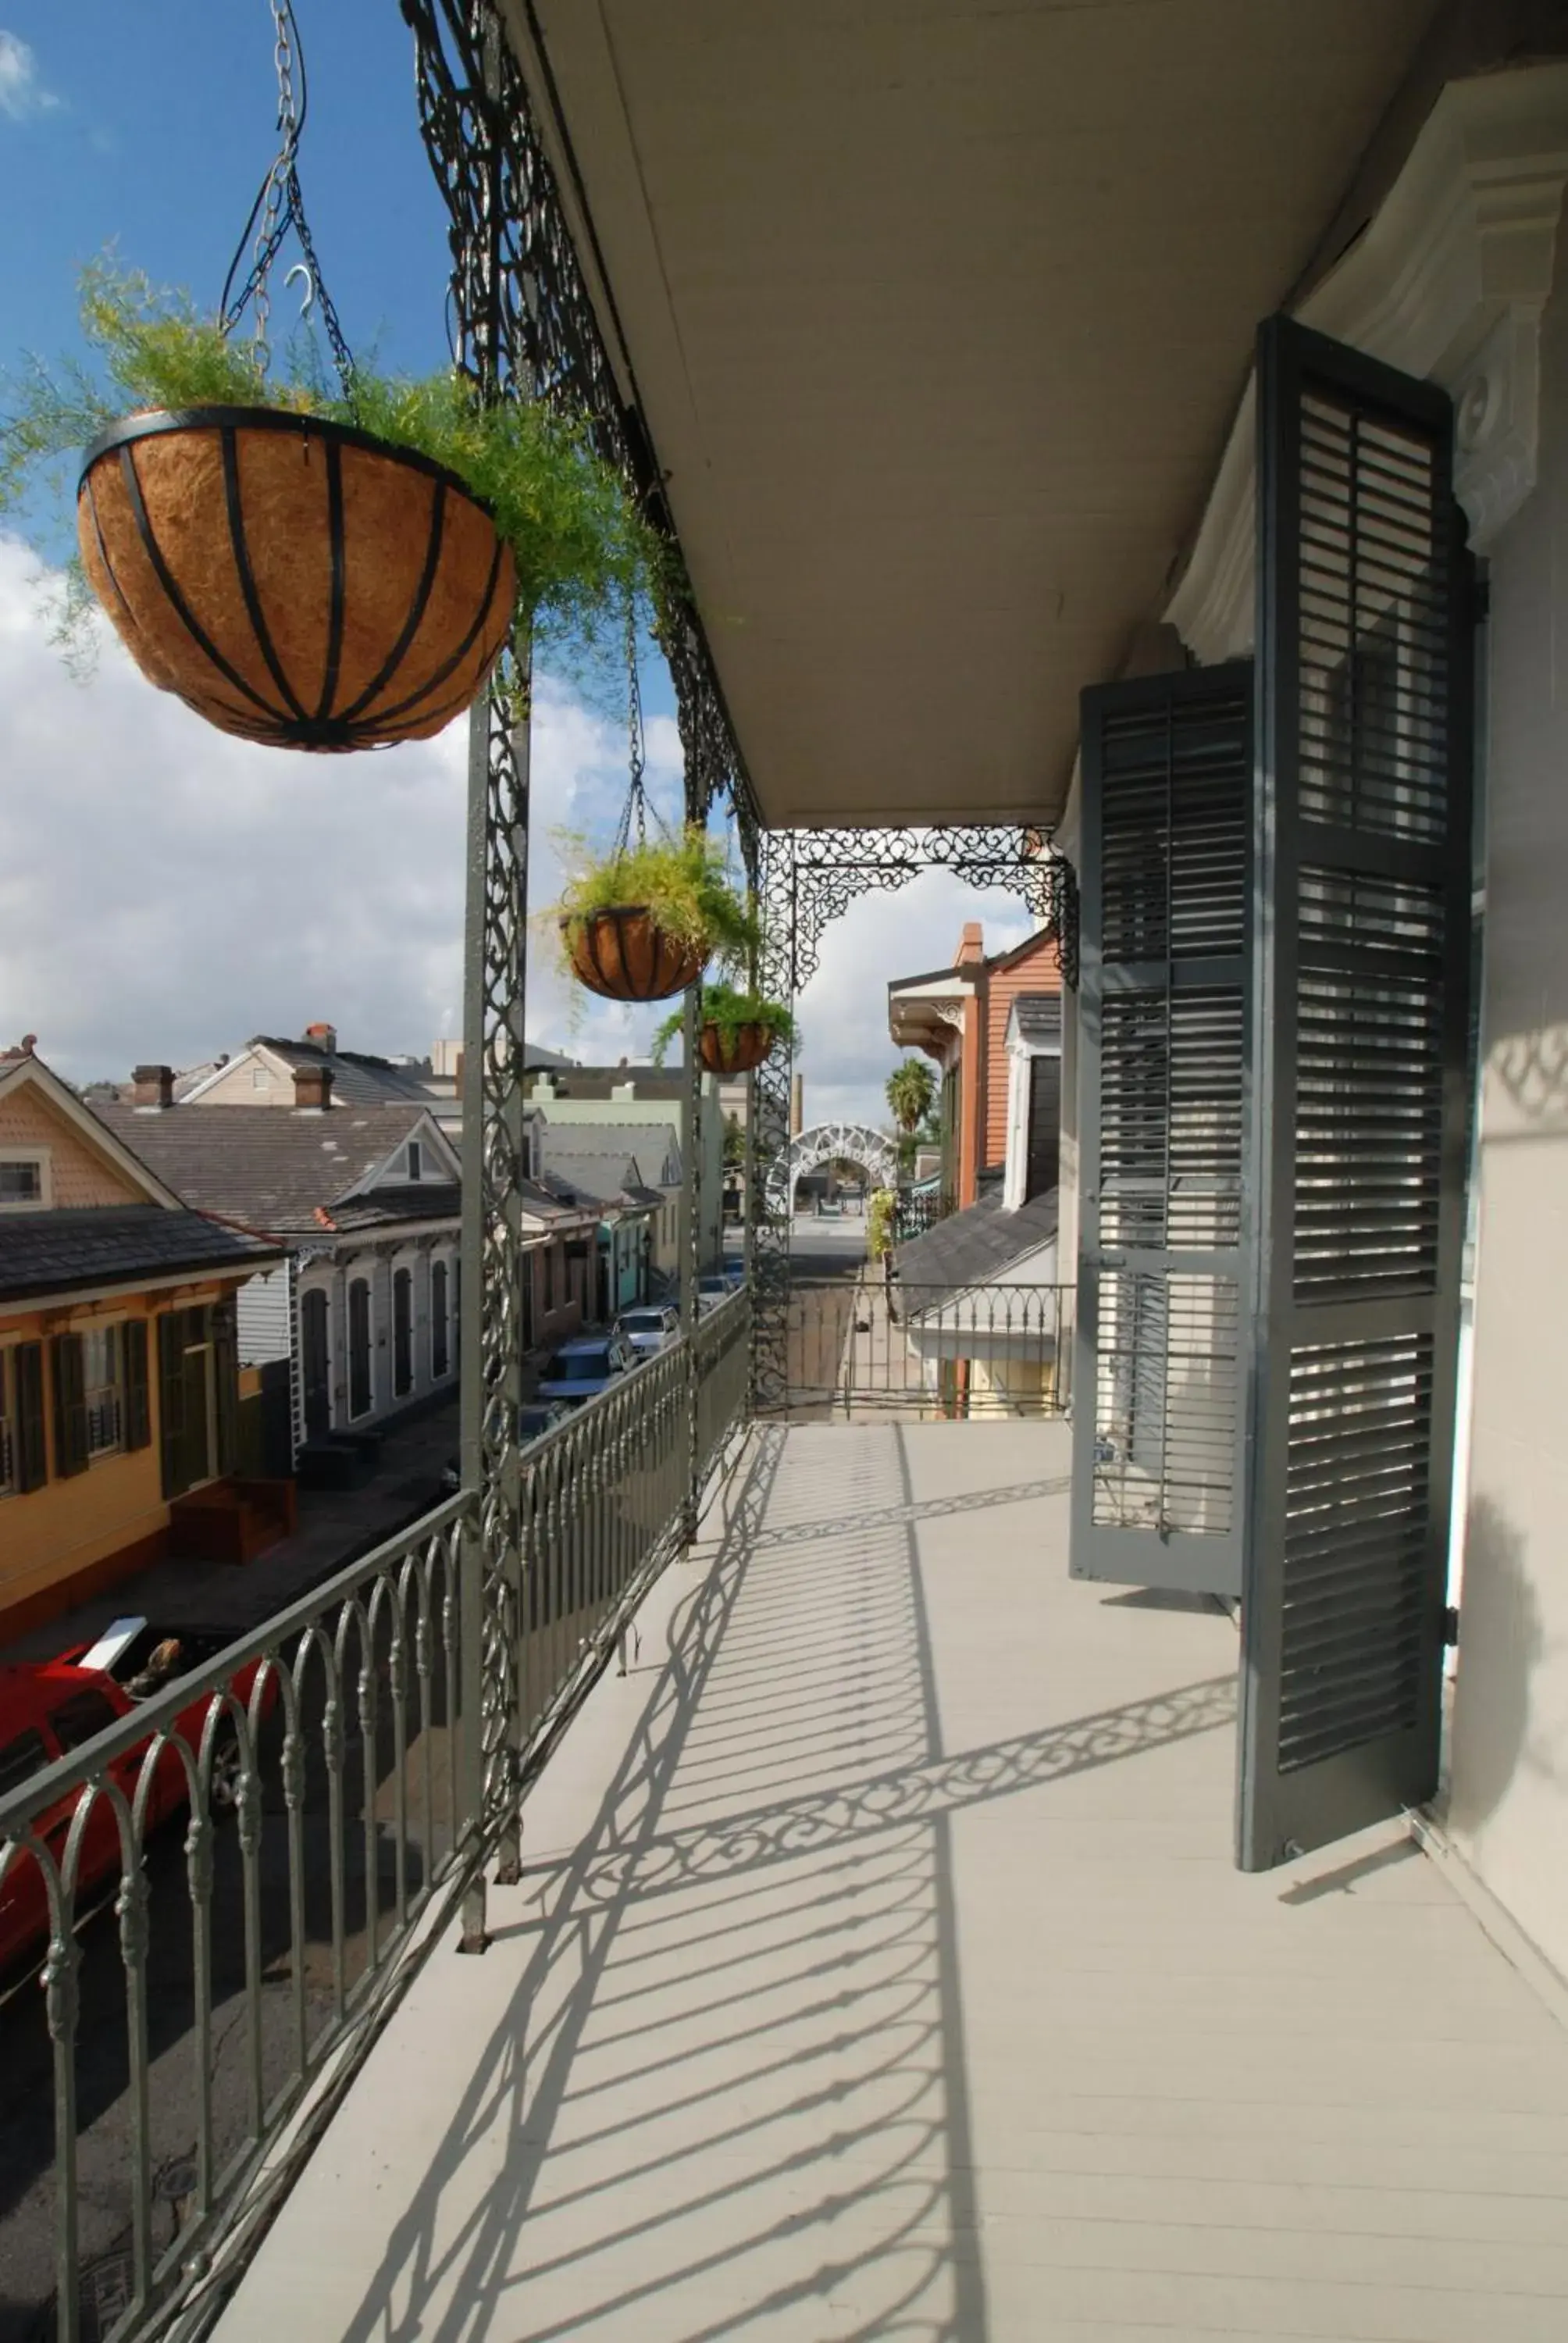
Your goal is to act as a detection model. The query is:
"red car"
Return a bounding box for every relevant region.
[0,1617,276,1983]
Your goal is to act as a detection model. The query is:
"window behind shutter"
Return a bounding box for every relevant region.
[52,1332,89,1478]
[122,1318,151,1451]
[157,1311,185,1499]
[15,1341,48,1491]
[1237,319,1473,1870]
[1071,662,1253,1596]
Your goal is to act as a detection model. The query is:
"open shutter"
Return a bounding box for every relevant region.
[157,1311,185,1499]
[123,1318,151,1451]
[52,1332,89,1478]
[1071,662,1253,1596]
[1238,319,1474,1870]
[15,1341,48,1491]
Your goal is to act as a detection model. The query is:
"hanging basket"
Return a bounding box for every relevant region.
[561,907,707,1003]
[77,407,516,751]
[698,1021,775,1075]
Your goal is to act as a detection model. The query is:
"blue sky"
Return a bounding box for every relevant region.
[0,8,1028,1117]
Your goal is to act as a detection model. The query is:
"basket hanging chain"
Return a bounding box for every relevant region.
[612,597,652,858]
[219,0,356,394]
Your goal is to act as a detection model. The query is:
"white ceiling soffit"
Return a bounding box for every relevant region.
[511,0,1438,830]
[1167,60,1568,663]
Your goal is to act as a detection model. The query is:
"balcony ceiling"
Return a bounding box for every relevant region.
[510,0,1439,829]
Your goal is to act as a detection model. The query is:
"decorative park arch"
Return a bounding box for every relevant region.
[765,1122,900,1214]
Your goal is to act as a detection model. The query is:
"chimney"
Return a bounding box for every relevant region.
[789,1072,804,1138]
[294,1064,335,1111]
[301,1021,337,1054]
[954,922,985,967]
[130,1063,174,1110]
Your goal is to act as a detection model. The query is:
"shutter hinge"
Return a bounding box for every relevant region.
[1442,1604,1461,1649]
[1470,576,1491,627]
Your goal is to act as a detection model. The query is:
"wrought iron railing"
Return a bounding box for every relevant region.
[782,1276,1074,1419]
[0,1293,750,2343]
[892,1188,953,1243]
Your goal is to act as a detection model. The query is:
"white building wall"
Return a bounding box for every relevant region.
[1449,207,1568,1981]
[235,1264,293,1366]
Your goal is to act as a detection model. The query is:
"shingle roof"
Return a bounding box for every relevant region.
[0,1205,279,1303]
[541,1155,640,1210]
[330,1182,461,1232]
[249,1040,442,1108]
[97,1105,446,1236]
[1008,993,1063,1047]
[540,1119,682,1189]
[892,1184,1060,1309]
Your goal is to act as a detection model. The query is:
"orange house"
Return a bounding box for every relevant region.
[886,923,1062,1207]
[0,1048,284,1643]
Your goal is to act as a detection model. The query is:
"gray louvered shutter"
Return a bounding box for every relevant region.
[1071,662,1252,1596]
[1237,319,1474,1870]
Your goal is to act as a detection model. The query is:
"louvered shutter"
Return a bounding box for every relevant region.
[52,1332,89,1478]
[1071,662,1253,1595]
[157,1311,185,1499]
[212,1297,238,1475]
[123,1318,151,1451]
[15,1341,48,1491]
[1237,319,1474,1870]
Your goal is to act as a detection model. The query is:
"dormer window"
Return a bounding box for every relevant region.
[0,1152,48,1210]
[407,1140,422,1183]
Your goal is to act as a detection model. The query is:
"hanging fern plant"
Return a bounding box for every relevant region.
[650,982,799,1074]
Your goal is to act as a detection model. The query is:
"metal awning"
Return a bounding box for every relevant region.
[505,0,1438,828]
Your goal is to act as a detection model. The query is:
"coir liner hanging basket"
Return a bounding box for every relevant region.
[698,1022,775,1075]
[77,407,516,751]
[562,907,707,1003]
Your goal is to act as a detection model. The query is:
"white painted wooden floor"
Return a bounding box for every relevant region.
[216,1423,1568,2341]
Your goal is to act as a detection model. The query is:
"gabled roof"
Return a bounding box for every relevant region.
[0,1205,280,1305]
[540,1120,682,1190]
[1006,994,1064,1051]
[893,1185,1060,1312]
[183,1039,444,1111]
[0,1051,185,1209]
[96,1104,456,1237]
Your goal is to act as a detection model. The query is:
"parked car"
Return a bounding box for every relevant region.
[0,1617,277,1981]
[615,1304,679,1360]
[536,1332,636,1407]
[439,1400,571,1495]
[697,1270,744,1311]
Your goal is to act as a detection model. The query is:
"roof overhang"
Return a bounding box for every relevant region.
[507,0,1440,829]
[888,971,973,1054]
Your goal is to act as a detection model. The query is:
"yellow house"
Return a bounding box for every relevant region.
[0,1047,284,1642]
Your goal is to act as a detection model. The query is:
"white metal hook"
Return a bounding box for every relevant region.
[283,262,315,321]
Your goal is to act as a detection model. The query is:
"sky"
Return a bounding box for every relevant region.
[0,5,1035,1131]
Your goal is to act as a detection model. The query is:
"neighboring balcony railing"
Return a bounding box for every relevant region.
[0,1290,750,2343]
[784,1277,1074,1418]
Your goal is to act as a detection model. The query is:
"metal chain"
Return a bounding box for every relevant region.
[219,0,355,394]
[612,597,652,857]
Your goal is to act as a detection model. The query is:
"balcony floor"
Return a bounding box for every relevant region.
[216,1423,1568,2341]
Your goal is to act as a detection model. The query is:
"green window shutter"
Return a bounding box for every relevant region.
[1071,662,1253,1598]
[122,1319,151,1452]
[52,1332,89,1478]
[15,1341,48,1491]
[157,1311,185,1499]
[1237,319,1473,1871]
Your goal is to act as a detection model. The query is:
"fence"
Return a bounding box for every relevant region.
[784,1275,1074,1419]
[0,1291,750,2343]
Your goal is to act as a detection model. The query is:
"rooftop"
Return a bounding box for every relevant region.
[97,1104,453,1238]
[0,1204,279,1303]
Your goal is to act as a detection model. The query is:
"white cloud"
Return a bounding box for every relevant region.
[0,31,57,119]
[0,538,676,1084]
[0,539,1042,1123]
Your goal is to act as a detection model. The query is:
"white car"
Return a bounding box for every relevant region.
[615,1304,679,1360]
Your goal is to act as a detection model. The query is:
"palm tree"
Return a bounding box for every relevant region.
[886,1057,937,1162]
